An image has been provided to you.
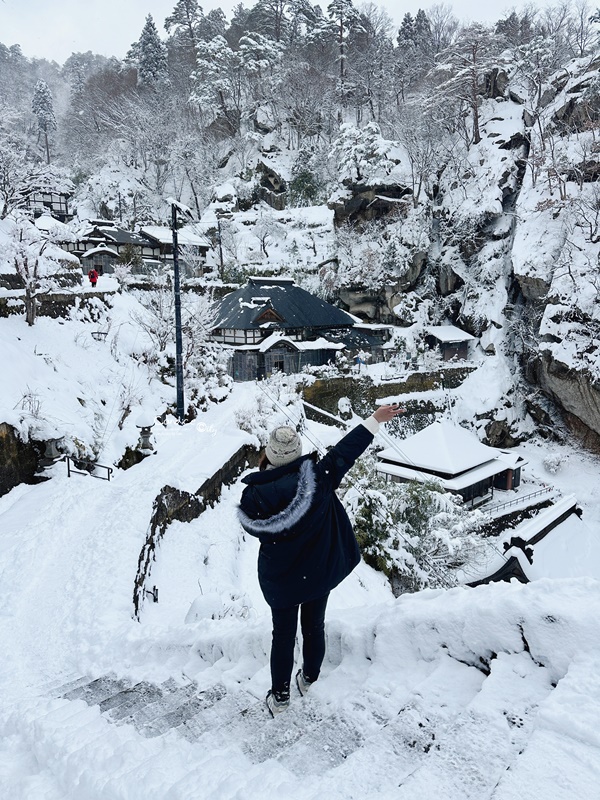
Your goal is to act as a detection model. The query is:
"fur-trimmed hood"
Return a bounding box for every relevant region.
[238,457,316,538]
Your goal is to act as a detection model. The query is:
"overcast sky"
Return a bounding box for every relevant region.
[1,0,552,64]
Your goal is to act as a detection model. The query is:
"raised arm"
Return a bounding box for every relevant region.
[315,404,405,491]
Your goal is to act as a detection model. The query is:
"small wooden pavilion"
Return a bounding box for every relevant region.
[425,325,476,361]
[377,420,527,506]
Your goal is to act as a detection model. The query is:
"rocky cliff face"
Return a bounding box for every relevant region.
[531,353,600,451]
[329,56,600,446]
[0,423,43,496]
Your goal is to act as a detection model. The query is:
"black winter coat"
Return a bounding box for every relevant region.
[238,423,373,608]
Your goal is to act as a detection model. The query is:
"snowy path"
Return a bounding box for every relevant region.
[0,391,256,693]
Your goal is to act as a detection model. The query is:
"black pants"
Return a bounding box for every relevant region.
[270,593,329,695]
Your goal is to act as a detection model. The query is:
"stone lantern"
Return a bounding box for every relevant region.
[135,412,155,453]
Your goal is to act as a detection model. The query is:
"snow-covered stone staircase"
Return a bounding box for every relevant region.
[10,579,599,800]
[47,673,371,774]
[33,647,560,796]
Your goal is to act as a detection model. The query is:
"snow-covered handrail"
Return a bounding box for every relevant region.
[486,486,554,516]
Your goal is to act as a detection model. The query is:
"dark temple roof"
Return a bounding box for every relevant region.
[212,277,355,331]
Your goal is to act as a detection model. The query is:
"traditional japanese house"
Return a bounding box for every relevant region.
[210,277,358,380]
[141,225,211,276]
[64,221,161,273]
[376,420,527,507]
[25,190,73,222]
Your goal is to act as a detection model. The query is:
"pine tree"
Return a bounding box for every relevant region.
[197,8,227,41]
[128,14,169,87]
[164,0,204,50]
[395,9,433,101]
[432,23,502,146]
[414,8,433,55]
[327,0,361,97]
[397,12,415,46]
[31,80,56,164]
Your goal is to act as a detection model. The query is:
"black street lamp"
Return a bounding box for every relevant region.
[169,199,194,423]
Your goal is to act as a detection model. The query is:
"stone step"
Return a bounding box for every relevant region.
[392,652,555,798]
[61,675,133,705]
[38,674,91,697]
[140,683,227,738]
[120,681,199,728]
[276,709,365,775]
[99,681,165,716]
[179,688,270,743]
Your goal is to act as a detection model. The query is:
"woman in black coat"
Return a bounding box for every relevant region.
[238,404,403,716]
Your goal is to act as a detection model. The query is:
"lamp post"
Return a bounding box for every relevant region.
[171,202,186,423]
[216,212,224,280]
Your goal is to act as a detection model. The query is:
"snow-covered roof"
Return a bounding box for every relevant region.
[426,325,476,343]
[213,277,355,331]
[78,222,154,248]
[81,245,119,258]
[236,332,345,353]
[35,215,70,235]
[496,450,527,470]
[377,420,511,476]
[464,496,600,583]
[141,225,210,248]
[377,457,514,491]
[524,503,600,580]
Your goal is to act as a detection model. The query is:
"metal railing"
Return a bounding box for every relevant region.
[66,456,113,481]
[486,486,553,515]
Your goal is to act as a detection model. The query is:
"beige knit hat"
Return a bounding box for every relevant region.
[265,426,302,467]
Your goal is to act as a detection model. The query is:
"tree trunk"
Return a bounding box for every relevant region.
[471,72,481,145]
[25,288,36,326]
[44,129,51,165]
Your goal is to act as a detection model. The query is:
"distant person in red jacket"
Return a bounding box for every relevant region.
[88,268,99,288]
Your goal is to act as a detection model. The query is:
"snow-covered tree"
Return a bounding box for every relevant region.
[0,131,73,220]
[347,3,396,123]
[63,52,111,101]
[2,216,77,326]
[128,15,169,87]
[394,9,435,102]
[396,102,444,206]
[131,285,231,412]
[165,0,204,50]
[432,23,502,146]
[494,9,535,47]
[191,33,281,133]
[327,0,362,96]
[31,80,57,164]
[197,8,227,41]
[569,0,597,57]
[330,121,396,182]
[427,2,459,54]
[344,452,488,594]
[517,35,566,108]
[245,0,293,42]
[277,58,337,147]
